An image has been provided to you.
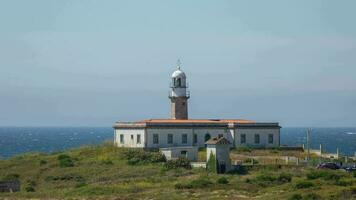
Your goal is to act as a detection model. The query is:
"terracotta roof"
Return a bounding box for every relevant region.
[138,119,255,124]
[205,137,231,145]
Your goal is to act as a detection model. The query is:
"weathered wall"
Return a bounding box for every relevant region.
[234,127,280,147]
[115,129,145,148]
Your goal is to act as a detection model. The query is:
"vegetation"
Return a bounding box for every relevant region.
[0,142,355,199]
[206,153,217,173]
[164,157,191,169]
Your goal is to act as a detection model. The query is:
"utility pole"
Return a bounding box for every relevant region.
[306,128,311,161]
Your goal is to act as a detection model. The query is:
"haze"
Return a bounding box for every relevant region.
[1,0,356,127]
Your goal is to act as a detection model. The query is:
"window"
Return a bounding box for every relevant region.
[180,150,187,158]
[205,133,211,142]
[120,134,124,144]
[268,134,273,144]
[255,134,260,144]
[218,134,223,138]
[137,134,141,144]
[193,134,198,144]
[167,134,173,144]
[131,135,134,140]
[177,78,181,87]
[182,134,187,144]
[240,134,246,144]
[153,134,159,144]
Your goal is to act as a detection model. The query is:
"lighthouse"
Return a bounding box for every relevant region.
[169,60,190,119]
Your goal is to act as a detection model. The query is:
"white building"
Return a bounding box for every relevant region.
[113,61,281,151]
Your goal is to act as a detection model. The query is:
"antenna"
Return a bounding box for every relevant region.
[177,59,181,70]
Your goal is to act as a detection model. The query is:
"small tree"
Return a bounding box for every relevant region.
[207,153,217,173]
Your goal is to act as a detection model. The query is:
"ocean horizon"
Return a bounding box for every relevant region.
[1,126,355,159]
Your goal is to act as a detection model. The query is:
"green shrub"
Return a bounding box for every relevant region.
[101,160,113,165]
[278,173,292,183]
[335,179,353,186]
[45,174,85,182]
[175,177,213,189]
[25,180,36,192]
[306,170,341,181]
[58,154,71,160]
[59,158,74,167]
[206,153,217,173]
[165,157,191,169]
[75,181,87,188]
[288,193,302,200]
[235,146,252,152]
[1,173,20,181]
[353,171,356,178]
[39,159,47,166]
[58,154,74,167]
[217,177,229,184]
[256,174,277,182]
[123,149,166,165]
[295,181,314,189]
[303,193,321,200]
[249,173,292,187]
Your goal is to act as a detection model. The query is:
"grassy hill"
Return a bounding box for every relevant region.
[0,142,355,200]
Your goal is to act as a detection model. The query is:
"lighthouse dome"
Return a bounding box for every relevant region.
[171,69,186,79]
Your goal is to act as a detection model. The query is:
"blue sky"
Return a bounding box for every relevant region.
[0,0,355,127]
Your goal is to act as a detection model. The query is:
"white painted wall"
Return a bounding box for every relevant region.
[160,147,198,161]
[234,128,280,147]
[146,128,193,148]
[193,128,229,146]
[114,126,280,148]
[115,129,145,148]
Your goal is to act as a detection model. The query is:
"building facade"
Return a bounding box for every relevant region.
[113,62,281,149]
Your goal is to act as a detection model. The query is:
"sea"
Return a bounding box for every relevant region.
[0,127,355,159]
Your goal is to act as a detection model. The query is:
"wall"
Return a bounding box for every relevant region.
[207,144,231,173]
[160,147,198,161]
[146,127,229,148]
[115,129,145,148]
[234,127,280,147]
[114,126,280,148]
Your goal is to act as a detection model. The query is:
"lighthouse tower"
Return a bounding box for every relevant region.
[169,60,190,120]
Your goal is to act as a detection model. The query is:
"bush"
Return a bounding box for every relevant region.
[2,173,20,181]
[335,179,353,186]
[123,149,166,165]
[58,154,74,167]
[249,173,292,187]
[217,177,229,184]
[288,193,302,200]
[58,154,71,160]
[45,174,85,182]
[278,173,292,183]
[295,181,314,189]
[256,174,277,182]
[206,153,217,173]
[306,170,341,181]
[59,158,74,167]
[175,177,213,189]
[353,171,356,178]
[165,157,191,169]
[235,146,252,152]
[303,193,322,200]
[39,159,47,166]
[25,180,36,192]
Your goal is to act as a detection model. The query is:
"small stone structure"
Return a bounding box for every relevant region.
[160,146,198,161]
[0,181,20,193]
[206,137,231,173]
